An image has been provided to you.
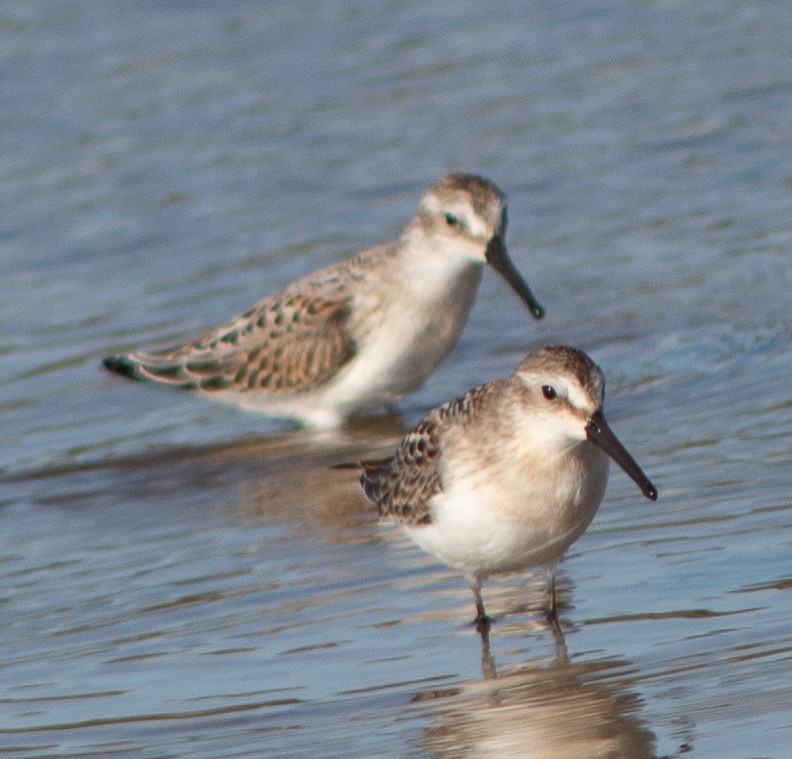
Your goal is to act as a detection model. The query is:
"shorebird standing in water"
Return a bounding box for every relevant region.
[103,174,544,428]
[353,346,657,628]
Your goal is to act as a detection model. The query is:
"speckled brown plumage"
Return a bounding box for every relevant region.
[359,382,492,525]
[105,292,356,394]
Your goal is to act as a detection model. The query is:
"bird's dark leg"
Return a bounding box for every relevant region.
[470,577,491,632]
[545,569,558,625]
[478,618,497,679]
[544,567,567,658]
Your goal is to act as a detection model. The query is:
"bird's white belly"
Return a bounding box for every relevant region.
[405,452,609,578]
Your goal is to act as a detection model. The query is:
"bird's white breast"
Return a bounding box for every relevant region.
[321,250,484,411]
[405,440,610,578]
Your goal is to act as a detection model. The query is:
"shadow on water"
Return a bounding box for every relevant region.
[1,410,408,515]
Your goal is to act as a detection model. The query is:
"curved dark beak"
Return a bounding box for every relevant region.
[585,410,658,500]
[484,235,544,319]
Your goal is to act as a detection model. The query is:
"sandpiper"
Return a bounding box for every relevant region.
[354,346,657,628]
[102,175,544,428]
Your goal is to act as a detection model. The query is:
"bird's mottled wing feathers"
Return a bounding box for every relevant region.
[360,382,491,525]
[360,417,442,525]
[104,294,356,394]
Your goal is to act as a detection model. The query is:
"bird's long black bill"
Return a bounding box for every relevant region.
[585,410,658,500]
[484,236,544,319]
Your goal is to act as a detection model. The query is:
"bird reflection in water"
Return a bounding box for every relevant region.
[411,628,657,759]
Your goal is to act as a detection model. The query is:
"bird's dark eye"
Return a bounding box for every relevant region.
[541,385,557,401]
[444,212,459,227]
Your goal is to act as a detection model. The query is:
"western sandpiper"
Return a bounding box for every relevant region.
[103,175,544,428]
[353,346,657,628]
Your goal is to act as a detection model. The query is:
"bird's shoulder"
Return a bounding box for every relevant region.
[360,380,494,525]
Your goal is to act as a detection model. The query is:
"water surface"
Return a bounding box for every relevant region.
[2,1,792,756]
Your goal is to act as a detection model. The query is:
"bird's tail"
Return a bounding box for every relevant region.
[102,351,231,391]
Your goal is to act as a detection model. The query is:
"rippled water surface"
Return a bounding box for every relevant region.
[2,1,792,756]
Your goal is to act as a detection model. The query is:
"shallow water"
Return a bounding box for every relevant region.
[2,1,792,756]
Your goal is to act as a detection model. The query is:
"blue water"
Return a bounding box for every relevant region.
[2,1,792,756]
